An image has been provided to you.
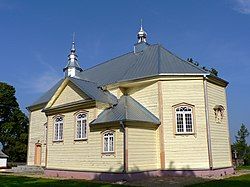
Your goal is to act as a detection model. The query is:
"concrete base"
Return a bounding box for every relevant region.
[45,167,235,181]
[12,165,44,173]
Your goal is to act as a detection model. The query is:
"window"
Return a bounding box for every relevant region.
[54,116,63,141]
[175,106,193,133]
[103,131,114,153]
[76,113,87,139]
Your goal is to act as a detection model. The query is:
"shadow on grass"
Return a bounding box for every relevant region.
[188,174,250,187]
[92,161,197,181]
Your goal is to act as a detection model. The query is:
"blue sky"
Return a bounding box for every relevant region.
[0,0,249,143]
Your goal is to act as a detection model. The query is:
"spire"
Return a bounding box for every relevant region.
[71,32,76,52]
[137,19,147,43]
[63,33,83,77]
[68,41,77,62]
[134,19,149,53]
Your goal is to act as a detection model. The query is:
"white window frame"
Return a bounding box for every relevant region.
[103,131,115,153]
[75,113,88,140]
[54,116,63,141]
[175,106,194,134]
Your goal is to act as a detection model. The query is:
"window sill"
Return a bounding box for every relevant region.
[74,138,88,141]
[53,140,63,143]
[102,152,115,156]
[175,132,195,136]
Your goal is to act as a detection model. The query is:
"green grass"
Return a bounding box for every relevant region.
[188,174,250,187]
[1,173,250,187]
[236,165,250,170]
[0,174,127,187]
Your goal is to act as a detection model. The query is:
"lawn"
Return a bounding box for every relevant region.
[0,174,127,187]
[188,174,250,187]
[236,165,250,170]
[1,173,250,187]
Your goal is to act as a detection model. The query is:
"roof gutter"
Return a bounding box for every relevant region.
[26,102,47,112]
[203,74,213,169]
[158,73,210,76]
[105,73,210,90]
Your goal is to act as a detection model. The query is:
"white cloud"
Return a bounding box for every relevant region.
[23,71,61,93]
[18,54,61,94]
[232,0,250,14]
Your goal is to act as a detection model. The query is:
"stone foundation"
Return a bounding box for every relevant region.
[45,167,235,181]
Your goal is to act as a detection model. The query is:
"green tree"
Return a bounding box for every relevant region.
[233,124,249,165]
[0,82,28,162]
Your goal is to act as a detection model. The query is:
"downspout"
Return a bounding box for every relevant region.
[203,75,213,169]
[120,121,128,173]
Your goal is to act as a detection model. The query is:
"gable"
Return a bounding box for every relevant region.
[52,82,89,107]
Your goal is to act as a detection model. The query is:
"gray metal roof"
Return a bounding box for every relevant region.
[0,150,8,158]
[80,44,208,85]
[68,77,117,105]
[28,77,117,109]
[91,95,160,125]
[28,44,212,108]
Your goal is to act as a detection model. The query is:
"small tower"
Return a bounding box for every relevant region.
[63,37,83,77]
[137,20,147,43]
[134,20,149,53]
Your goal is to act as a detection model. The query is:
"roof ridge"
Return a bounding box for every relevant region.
[159,45,208,73]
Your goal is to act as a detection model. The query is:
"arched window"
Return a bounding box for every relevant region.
[103,131,114,153]
[54,116,63,141]
[76,113,87,139]
[175,106,193,133]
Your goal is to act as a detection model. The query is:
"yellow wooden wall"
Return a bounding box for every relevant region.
[161,79,210,169]
[127,124,158,172]
[128,82,161,169]
[27,109,47,166]
[207,82,232,168]
[109,87,122,99]
[46,109,124,172]
[43,83,124,172]
[128,82,159,117]
[27,77,232,172]
[52,83,88,107]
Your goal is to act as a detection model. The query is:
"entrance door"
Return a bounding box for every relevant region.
[34,143,42,166]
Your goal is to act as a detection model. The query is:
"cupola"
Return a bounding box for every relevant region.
[63,37,83,77]
[134,20,149,53]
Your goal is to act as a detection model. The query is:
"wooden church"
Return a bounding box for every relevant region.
[27,24,233,180]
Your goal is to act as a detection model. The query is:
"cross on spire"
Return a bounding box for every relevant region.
[71,32,76,52]
[63,33,83,77]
